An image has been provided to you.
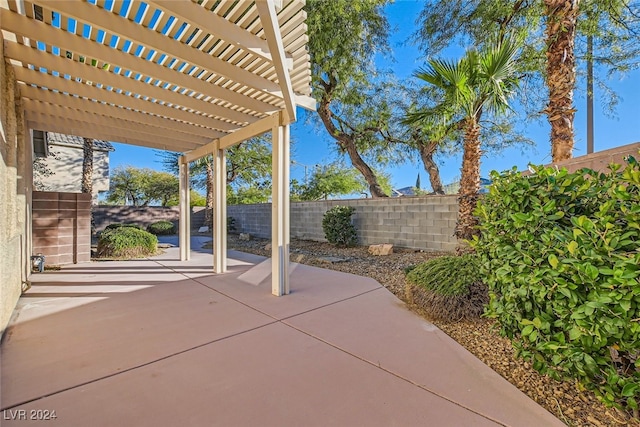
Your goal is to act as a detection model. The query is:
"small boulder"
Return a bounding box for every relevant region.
[198,226,209,233]
[239,233,251,241]
[264,243,272,251]
[291,254,305,263]
[368,243,394,256]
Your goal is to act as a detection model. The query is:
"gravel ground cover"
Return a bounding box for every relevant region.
[225,233,638,427]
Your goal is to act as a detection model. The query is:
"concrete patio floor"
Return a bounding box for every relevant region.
[1,241,563,426]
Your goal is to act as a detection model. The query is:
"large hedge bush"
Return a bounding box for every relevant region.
[472,158,640,411]
[147,220,176,235]
[405,254,488,322]
[322,206,358,247]
[97,226,158,259]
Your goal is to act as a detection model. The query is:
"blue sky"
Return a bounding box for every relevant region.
[109,0,640,192]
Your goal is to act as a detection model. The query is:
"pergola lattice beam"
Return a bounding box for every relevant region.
[26,115,199,152]
[256,0,297,122]
[13,66,229,132]
[26,107,203,150]
[5,41,253,128]
[183,111,282,163]
[36,0,283,95]
[20,85,225,140]
[23,98,212,146]
[0,10,278,120]
[148,0,293,68]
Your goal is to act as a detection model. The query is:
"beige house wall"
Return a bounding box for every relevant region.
[36,143,111,202]
[1,33,32,335]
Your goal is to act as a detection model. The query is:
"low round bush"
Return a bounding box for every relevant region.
[104,223,143,231]
[147,220,176,235]
[97,227,158,259]
[405,254,488,322]
[322,206,357,247]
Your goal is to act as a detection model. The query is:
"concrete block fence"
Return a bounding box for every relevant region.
[92,196,459,252]
[32,191,92,265]
[93,205,181,232]
[228,195,459,252]
[541,141,640,173]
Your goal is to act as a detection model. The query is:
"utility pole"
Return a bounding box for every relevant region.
[587,35,594,154]
[291,160,313,183]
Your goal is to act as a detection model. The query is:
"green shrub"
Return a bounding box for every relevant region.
[147,220,176,235]
[405,254,488,321]
[228,216,237,233]
[472,157,640,411]
[97,227,158,259]
[104,223,143,231]
[322,205,358,247]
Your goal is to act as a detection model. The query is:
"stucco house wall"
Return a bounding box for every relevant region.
[34,132,114,203]
[1,37,32,336]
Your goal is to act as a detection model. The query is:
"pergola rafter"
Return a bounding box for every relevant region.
[1,0,314,296]
[20,87,226,140]
[24,99,211,147]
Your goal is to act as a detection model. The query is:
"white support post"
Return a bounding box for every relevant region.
[271,123,290,296]
[179,157,191,261]
[213,142,227,273]
[283,124,290,276]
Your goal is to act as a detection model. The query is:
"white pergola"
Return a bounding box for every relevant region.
[1,0,314,295]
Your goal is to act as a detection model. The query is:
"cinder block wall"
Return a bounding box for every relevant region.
[228,195,459,252]
[534,141,640,173]
[93,205,181,232]
[32,192,91,266]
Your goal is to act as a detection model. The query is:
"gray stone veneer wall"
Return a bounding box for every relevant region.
[228,195,459,252]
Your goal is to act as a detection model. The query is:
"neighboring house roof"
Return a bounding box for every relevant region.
[392,186,416,197]
[46,132,114,152]
[443,178,493,195]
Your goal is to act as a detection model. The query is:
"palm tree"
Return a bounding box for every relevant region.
[201,156,214,228]
[81,137,93,196]
[544,0,580,162]
[406,38,521,240]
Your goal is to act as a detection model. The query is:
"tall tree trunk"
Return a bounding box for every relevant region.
[544,0,580,162]
[317,81,388,198]
[205,158,214,228]
[417,140,444,194]
[340,136,388,197]
[81,137,93,196]
[456,117,482,240]
[82,137,94,233]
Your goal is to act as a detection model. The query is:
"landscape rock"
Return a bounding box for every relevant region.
[291,254,305,263]
[264,243,272,251]
[198,226,209,233]
[239,233,251,241]
[368,243,394,256]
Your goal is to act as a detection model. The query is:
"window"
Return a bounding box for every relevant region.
[33,130,48,158]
